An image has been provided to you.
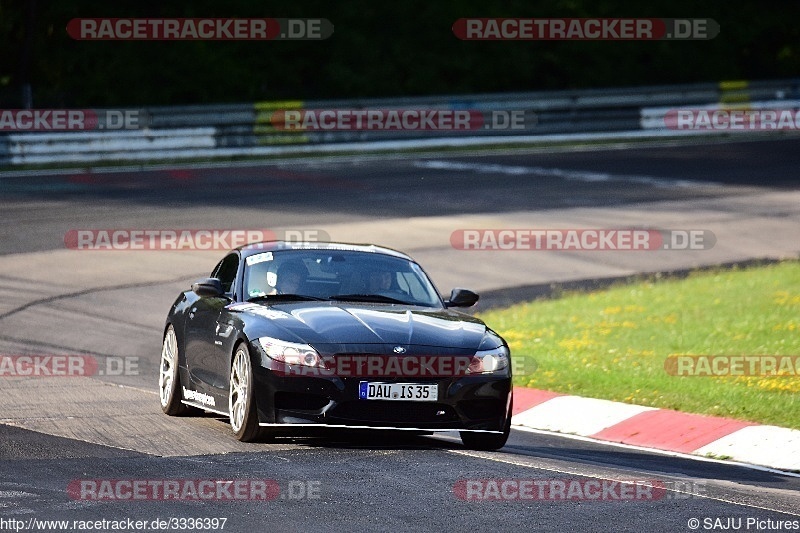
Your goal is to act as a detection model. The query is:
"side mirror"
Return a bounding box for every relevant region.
[445,288,479,308]
[192,278,225,298]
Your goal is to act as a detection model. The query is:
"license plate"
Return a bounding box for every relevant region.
[358,382,438,401]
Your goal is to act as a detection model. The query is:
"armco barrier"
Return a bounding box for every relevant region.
[1,79,799,165]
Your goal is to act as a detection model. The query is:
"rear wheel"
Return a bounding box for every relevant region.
[460,402,512,451]
[159,325,189,415]
[229,343,262,442]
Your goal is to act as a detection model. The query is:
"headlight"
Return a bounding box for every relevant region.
[468,345,509,374]
[257,337,324,368]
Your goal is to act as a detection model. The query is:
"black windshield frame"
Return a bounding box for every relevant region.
[242,249,444,308]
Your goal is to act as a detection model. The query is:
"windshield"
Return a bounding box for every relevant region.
[243,249,442,307]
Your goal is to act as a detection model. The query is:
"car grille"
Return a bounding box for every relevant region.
[329,401,459,425]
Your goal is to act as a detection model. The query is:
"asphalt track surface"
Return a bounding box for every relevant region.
[0,137,799,532]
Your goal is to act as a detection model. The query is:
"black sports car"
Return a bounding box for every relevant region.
[159,241,513,450]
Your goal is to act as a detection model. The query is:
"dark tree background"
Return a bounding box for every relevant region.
[1,0,798,106]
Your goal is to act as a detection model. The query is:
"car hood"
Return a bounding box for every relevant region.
[230,302,488,350]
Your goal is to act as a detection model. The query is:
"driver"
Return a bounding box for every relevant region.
[270,261,307,295]
[367,268,393,293]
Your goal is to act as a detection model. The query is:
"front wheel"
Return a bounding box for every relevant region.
[229,343,262,442]
[159,325,190,416]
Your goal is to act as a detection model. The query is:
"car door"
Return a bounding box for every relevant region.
[185,253,239,392]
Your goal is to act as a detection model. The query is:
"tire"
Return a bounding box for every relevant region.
[229,343,262,442]
[460,401,512,451]
[159,325,190,416]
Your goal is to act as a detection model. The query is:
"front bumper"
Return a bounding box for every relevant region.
[250,348,512,433]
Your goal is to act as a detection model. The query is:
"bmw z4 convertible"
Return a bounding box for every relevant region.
[159,241,513,450]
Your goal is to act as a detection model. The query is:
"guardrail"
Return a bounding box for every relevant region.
[1,79,799,165]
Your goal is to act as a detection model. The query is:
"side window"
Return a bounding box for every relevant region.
[211,253,240,296]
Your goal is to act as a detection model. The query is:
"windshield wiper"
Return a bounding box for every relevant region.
[247,294,326,303]
[328,293,415,305]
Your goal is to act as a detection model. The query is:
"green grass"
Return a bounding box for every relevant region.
[479,261,800,429]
